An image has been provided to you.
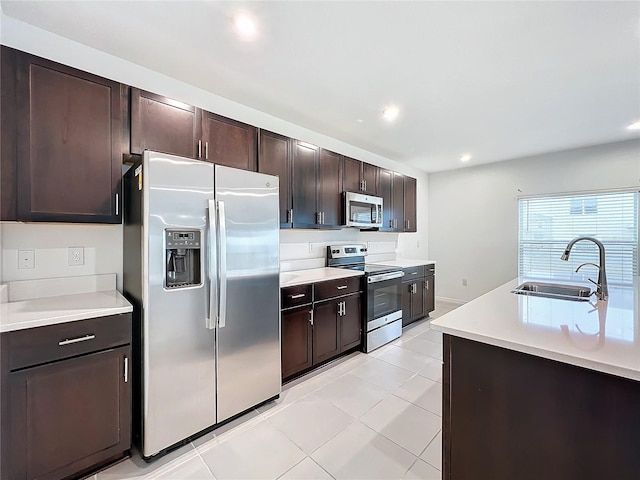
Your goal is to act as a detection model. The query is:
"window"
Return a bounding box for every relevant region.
[518,191,638,286]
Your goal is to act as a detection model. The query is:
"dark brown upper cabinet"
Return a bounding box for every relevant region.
[291,141,320,229]
[15,50,123,223]
[318,149,343,228]
[342,156,378,195]
[403,176,417,232]
[378,169,405,232]
[258,130,292,228]
[1,47,17,221]
[201,111,257,170]
[131,90,257,171]
[130,88,200,159]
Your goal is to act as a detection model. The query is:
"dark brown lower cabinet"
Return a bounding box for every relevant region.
[402,264,435,327]
[281,306,313,379]
[281,281,363,381]
[313,300,341,364]
[1,314,132,480]
[443,335,640,480]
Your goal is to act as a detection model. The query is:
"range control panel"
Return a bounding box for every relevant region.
[166,230,201,248]
[327,244,368,259]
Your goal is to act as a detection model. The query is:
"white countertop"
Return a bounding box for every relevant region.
[431,277,640,381]
[280,268,364,288]
[376,259,436,268]
[0,290,133,333]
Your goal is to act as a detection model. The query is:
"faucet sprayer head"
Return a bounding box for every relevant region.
[560,250,570,261]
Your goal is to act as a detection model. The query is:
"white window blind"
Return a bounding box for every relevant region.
[518,191,638,286]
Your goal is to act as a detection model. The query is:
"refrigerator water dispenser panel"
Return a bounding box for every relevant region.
[165,230,201,288]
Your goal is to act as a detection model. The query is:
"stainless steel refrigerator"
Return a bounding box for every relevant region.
[123,151,281,459]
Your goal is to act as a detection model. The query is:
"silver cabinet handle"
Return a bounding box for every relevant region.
[407,220,410,230]
[342,301,346,316]
[58,334,95,346]
[198,140,202,158]
[290,293,306,299]
[218,200,228,328]
[410,271,418,275]
[426,280,429,290]
[364,180,367,191]
[337,285,348,290]
[205,141,209,160]
[115,193,119,216]
[124,356,129,383]
[309,310,314,326]
[321,212,325,224]
[290,209,294,224]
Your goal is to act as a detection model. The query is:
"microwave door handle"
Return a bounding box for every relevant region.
[217,200,228,328]
[206,199,217,330]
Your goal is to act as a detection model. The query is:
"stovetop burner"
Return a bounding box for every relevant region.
[326,244,402,276]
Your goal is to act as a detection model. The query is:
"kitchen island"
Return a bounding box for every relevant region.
[430,278,640,480]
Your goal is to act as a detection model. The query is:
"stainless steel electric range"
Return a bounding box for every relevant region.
[327,245,404,352]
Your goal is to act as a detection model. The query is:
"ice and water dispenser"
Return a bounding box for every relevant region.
[165,230,201,288]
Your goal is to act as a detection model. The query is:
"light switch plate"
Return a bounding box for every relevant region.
[68,247,84,266]
[18,250,35,269]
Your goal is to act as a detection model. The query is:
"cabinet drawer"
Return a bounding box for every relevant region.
[315,276,362,302]
[404,265,425,279]
[8,313,131,371]
[281,284,313,309]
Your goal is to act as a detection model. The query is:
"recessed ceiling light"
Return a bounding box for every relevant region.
[460,154,472,162]
[627,120,640,131]
[234,13,258,40]
[382,106,400,122]
[357,119,364,123]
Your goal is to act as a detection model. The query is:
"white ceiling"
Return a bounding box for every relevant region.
[2,1,639,172]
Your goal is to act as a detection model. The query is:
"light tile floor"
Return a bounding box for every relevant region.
[95,300,460,480]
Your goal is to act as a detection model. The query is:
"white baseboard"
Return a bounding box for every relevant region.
[435,296,467,306]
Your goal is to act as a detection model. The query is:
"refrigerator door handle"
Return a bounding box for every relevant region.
[206,199,218,330]
[218,200,228,328]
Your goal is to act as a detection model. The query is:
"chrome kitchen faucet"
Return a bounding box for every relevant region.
[560,237,608,301]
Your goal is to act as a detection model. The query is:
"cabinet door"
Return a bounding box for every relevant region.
[404,176,417,232]
[9,346,130,480]
[391,172,405,232]
[378,169,393,232]
[130,88,200,159]
[342,156,362,193]
[402,282,413,327]
[313,300,340,364]
[281,307,313,379]
[424,275,435,314]
[201,111,257,170]
[291,141,319,228]
[1,47,17,221]
[340,294,362,352]
[258,130,292,228]
[16,52,123,223]
[362,163,379,195]
[411,280,426,321]
[318,149,343,228]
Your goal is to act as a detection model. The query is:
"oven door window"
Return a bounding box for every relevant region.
[368,278,402,320]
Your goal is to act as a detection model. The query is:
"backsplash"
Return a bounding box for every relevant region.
[280,229,399,272]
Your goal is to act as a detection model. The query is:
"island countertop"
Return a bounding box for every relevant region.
[430,277,640,381]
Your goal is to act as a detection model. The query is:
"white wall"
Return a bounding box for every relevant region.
[0,15,429,290]
[428,139,640,303]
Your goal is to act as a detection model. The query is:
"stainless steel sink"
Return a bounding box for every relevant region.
[511,281,592,302]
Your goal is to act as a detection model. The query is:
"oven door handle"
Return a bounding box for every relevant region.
[367,271,404,283]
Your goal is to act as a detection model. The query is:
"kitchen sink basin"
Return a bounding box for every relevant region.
[511,281,592,302]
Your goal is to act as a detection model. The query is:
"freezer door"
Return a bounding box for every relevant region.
[214,165,281,422]
[143,152,216,457]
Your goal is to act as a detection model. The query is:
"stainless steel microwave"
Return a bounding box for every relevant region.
[344,191,383,228]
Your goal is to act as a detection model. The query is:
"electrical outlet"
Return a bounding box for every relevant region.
[18,250,35,269]
[68,247,84,266]
[462,278,468,287]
